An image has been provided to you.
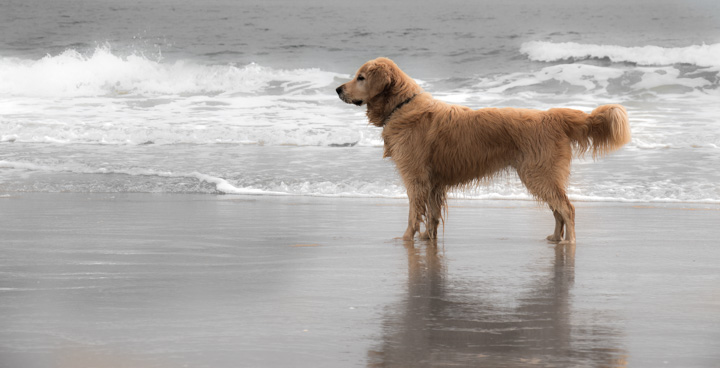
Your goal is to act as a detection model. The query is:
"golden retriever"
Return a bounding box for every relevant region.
[336,57,630,244]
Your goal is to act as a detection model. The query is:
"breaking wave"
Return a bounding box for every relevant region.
[520,41,720,67]
[0,46,342,97]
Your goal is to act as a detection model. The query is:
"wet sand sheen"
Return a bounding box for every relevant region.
[0,193,719,367]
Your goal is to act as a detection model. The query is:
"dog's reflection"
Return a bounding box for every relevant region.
[368,241,626,368]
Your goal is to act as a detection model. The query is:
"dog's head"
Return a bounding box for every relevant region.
[335,57,396,107]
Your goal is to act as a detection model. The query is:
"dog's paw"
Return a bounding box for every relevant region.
[421,232,440,240]
[546,234,562,243]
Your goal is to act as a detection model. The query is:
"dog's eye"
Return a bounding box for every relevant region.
[357,75,365,81]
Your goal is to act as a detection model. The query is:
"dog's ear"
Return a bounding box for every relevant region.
[364,60,393,98]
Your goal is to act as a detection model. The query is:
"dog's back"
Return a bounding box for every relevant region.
[411,104,630,188]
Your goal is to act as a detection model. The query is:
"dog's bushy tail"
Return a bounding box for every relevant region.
[558,104,631,158]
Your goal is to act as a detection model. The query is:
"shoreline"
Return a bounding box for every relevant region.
[4,190,720,206]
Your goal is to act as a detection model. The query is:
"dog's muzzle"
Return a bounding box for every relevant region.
[336,86,363,106]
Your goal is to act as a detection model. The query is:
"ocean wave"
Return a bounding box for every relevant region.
[0,46,343,97]
[1,44,717,153]
[520,41,720,67]
[474,42,720,96]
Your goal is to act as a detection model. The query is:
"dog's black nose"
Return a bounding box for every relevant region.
[335,86,343,96]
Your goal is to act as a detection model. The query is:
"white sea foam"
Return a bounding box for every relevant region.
[520,41,720,67]
[480,64,626,93]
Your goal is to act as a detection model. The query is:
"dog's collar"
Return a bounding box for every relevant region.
[382,93,420,124]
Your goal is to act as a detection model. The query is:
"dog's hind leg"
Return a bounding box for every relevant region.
[517,161,575,243]
[554,196,575,244]
[534,186,576,244]
[420,185,445,240]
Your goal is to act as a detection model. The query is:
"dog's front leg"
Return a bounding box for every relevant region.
[403,184,426,241]
[402,211,418,241]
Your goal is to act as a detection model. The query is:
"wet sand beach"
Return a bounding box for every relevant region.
[1,193,719,367]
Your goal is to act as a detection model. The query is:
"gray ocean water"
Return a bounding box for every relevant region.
[1,0,720,202]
